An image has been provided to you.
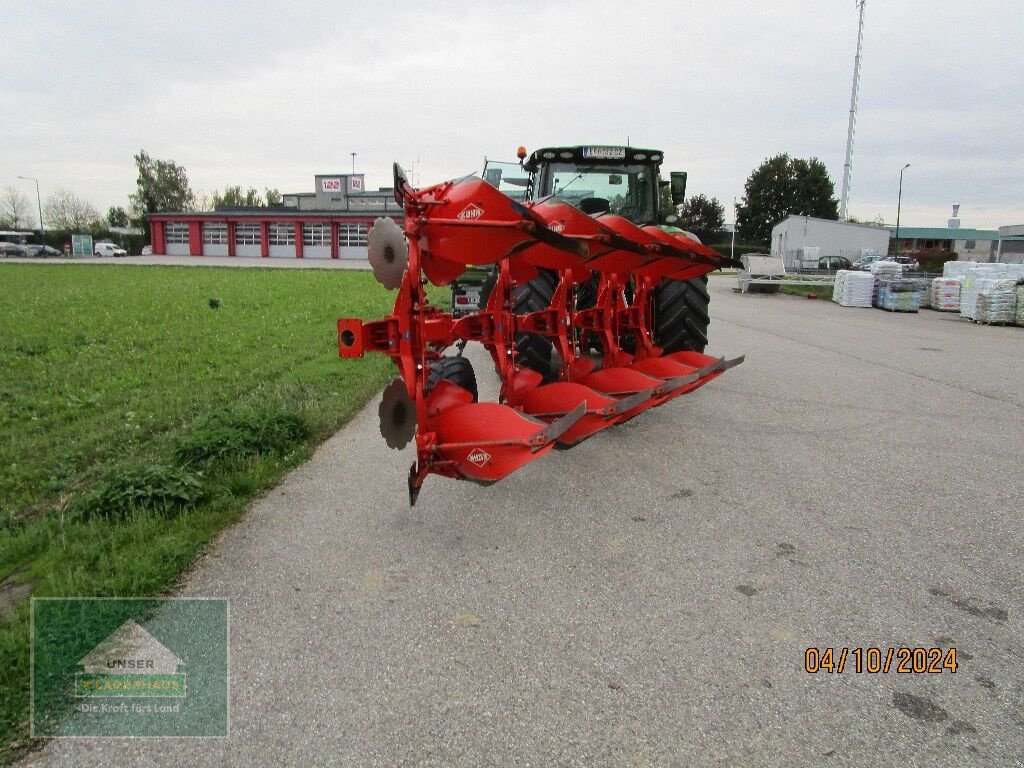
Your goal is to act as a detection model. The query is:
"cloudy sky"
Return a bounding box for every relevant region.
[4,0,1021,230]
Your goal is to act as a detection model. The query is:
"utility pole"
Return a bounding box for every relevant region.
[731,197,737,262]
[17,175,44,237]
[351,153,357,174]
[839,0,866,221]
[894,163,910,256]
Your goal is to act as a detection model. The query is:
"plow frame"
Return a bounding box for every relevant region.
[338,163,742,503]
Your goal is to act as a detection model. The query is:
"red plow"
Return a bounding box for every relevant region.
[339,162,743,504]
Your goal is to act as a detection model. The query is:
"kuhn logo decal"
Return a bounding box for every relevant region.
[467,448,491,467]
[549,221,565,233]
[458,204,484,220]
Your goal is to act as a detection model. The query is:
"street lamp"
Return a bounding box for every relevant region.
[17,175,44,237]
[894,163,910,256]
[350,153,357,174]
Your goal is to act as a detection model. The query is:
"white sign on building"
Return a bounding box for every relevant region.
[321,178,343,193]
[347,175,364,193]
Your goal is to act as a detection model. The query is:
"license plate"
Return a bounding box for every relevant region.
[582,146,626,160]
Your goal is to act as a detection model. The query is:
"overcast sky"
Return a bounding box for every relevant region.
[3,0,1021,230]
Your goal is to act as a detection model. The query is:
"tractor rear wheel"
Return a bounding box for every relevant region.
[479,268,560,381]
[652,277,710,353]
[427,356,478,401]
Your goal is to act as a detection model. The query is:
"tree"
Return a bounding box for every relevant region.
[129,150,195,222]
[210,185,283,209]
[848,213,886,228]
[736,154,838,244]
[1,186,36,230]
[678,194,726,244]
[106,206,130,228]
[44,188,102,232]
[193,190,213,212]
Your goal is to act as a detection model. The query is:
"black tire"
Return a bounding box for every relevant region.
[652,276,710,353]
[479,267,560,382]
[427,356,478,402]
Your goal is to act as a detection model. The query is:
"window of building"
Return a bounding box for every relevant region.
[303,223,330,246]
[165,223,189,244]
[338,223,368,247]
[202,222,228,245]
[964,239,976,250]
[268,223,295,246]
[235,223,260,245]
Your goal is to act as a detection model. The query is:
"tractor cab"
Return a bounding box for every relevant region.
[484,145,688,227]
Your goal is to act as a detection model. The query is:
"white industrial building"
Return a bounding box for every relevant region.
[770,215,889,268]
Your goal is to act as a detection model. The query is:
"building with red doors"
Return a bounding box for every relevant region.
[148,173,403,260]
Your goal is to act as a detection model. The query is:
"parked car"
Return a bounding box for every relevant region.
[852,255,882,270]
[893,255,919,271]
[141,245,153,256]
[94,242,128,257]
[25,244,62,257]
[0,242,29,257]
[818,255,853,271]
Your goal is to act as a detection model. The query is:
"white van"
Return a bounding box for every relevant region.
[94,242,127,257]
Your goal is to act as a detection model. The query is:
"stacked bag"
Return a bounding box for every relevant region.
[975,278,1019,324]
[930,277,963,311]
[959,265,1024,319]
[877,278,921,312]
[960,266,1001,320]
[907,277,932,308]
[943,260,978,279]
[831,269,874,308]
[869,261,903,306]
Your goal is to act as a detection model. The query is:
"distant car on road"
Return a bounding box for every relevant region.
[818,255,853,271]
[893,255,920,271]
[25,244,62,257]
[94,242,128,257]
[852,255,882,271]
[0,242,29,257]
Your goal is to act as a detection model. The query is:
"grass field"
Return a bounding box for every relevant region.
[0,263,417,760]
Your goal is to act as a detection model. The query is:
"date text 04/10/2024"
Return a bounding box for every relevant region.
[804,647,957,674]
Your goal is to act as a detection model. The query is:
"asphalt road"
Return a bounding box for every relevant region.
[26,276,1024,767]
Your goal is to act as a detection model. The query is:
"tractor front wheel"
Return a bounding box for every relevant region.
[652,277,710,353]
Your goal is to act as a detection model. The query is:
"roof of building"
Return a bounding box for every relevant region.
[149,209,400,220]
[774,214,889,232]
[887,227,999,240]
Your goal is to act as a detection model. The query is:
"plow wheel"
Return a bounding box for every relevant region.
[653,276,710,354]
[428,356,479,402]
[480,267,561,382]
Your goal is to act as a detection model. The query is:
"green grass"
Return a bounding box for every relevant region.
[780,284,834,299]
[0,263,425,760]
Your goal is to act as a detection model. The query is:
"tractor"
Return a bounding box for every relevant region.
[457,145,714,382]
